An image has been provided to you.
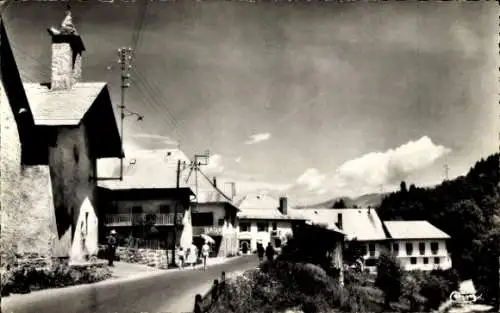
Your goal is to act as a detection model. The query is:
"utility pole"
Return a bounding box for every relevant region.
[444,155,449,181]
[117,47,133,180]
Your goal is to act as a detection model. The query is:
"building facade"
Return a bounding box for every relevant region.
[236,195,305,253]
[0,13,122,261]
[191,202,239,257]
[98,187,194,254]
[384,221,452,271]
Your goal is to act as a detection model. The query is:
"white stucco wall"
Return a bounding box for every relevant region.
[391,239,451,271]
[237,219,293,252]
[0,83,59,258]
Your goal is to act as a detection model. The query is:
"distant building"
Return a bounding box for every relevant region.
[97,186,194,262]
[0,13,122,261]
[299,207,387,271]
[383,220,452,271]
[99,149,240,257]
[236,194,306,253]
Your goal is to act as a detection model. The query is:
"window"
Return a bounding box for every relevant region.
[406,243,413,256]
[392,243,399,255]
[368,243,376,257]
[365,258,377,267]
[361,244,368,256]
[257,222,268,232]
[73,145,79,163]
[159,205,171,213]
[239,223,250,232]
[132,206,142,214]
[423,257,429,264]
[410,257,417,265]
[192,212,214,226]
[431,242,439,255]
[218,219,225,226]
[419,242,426,255]
[434,257,440,264]
[272,222,277,231]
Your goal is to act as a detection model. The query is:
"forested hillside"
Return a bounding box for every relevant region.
[377,153,500,304]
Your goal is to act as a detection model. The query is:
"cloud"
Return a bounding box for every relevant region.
[132,133,179,146]
[296,168,326,191]
[245,133,271,145]
[204,154,224,174]
[335,136,450,187]
[287,136,451,203]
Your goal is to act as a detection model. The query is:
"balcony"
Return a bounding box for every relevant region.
[105,213,182,227]
[193,226,223,236]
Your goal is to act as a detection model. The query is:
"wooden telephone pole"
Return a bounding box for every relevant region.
[117,47,133,180]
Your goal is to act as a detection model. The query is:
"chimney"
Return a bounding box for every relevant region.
[368,206,371,214]
[337,213,343,230]
[47,10,85,90]
[279,197,288,215]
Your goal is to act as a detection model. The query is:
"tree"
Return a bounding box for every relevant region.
[343,238,365,266]
[332,199,347,209]
[400,181,407,193]
[375,251,402,309]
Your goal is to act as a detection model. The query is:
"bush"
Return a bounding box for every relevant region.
[375,252,403,308]
[1,260,112,296]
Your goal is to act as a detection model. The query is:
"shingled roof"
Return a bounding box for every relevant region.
[23,82,106,125]
[299,208,387,241]
[384,221,450,240]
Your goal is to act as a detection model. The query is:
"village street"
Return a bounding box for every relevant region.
[1,255,258,313]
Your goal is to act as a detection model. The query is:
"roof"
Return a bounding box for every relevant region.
[298,208,387,241]
[0,19,36,139]
[98,148,234,204]
[23,82,106,125]
[98,186,194,201]
[384,221,451,240]
[236,193,306,221]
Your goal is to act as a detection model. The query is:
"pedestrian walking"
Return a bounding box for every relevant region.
[106,229,117,266]
[257,243,265,263]
[201,241,210,271]
[176,245,185,269]
[187,243,197,268]
[265,242,275,262]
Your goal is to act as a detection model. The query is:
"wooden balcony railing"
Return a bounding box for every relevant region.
[105,213,182,226]
[193,226,223,236]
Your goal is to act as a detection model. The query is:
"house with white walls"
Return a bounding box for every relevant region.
[0,12,122,262]
[383,220,452,271]
[236,194,306,254]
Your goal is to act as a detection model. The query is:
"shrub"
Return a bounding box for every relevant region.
[375,251,403,308]
[1,259,112,296]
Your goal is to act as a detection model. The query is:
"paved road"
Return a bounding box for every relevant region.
[2,255,258,313]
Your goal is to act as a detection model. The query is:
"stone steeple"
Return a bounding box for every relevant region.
[47,9,85,90]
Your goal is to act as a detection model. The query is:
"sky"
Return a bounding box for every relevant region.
[2,1,499,205]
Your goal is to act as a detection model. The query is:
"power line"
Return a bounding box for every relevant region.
[131,67,186,143]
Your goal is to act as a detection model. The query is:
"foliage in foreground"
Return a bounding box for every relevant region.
[208,260,383,313]
[1,259,112,296]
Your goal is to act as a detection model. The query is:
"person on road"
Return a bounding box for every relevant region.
[106,229,117,266]
[176,245,185,269]
[257,244,265,263]
[187,243,197,268]
[201,241,210,270]
[265,243,275,262]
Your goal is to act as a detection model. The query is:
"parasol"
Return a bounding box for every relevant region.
[201,234,216,244]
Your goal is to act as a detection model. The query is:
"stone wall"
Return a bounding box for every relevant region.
[1,82,59,259]
[99,245,176,269]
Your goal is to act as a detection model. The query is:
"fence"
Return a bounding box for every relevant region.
[193,271,226,313]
